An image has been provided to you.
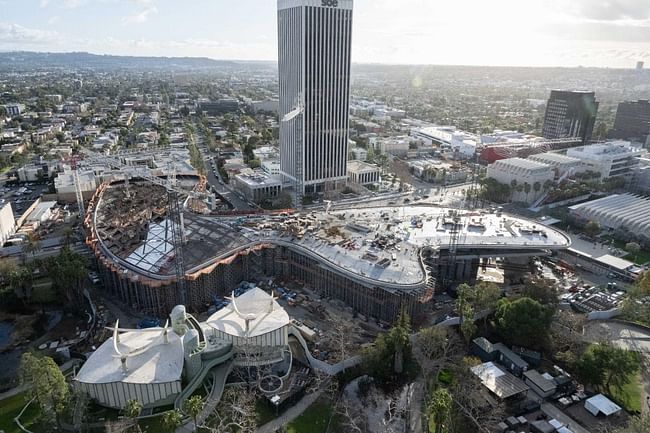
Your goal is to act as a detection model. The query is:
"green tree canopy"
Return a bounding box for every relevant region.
[494,297,554,347]
[184,395,204,432]
[615,413,650,433]
[577,343,641,392]
[363,309,413,383]
[162,409,183,433]
[19,353,69,423]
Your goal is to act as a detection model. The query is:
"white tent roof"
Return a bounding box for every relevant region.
[206,287,290,338]
[584,394,622,417]
[75,329,183,385]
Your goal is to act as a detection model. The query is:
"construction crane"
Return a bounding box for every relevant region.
[77,147,212,306]
[68,155,86,219]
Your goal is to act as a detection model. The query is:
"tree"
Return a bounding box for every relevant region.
[494,297,554,347]
[363,309,413,383]
[533,181,541,197]
[584,220,601,238]
[203,386,257,433]
[523,182,531,202]
[576,344,641,392]
[162,409,183,433]
[456,282,501,329]
[179,106,190,117]
[22,233,41,264]
[521,278,559,307]
[45,246,87,300]
[616,413,650,433]
[427,388,453,433]
[19,353,69,424]
[184,395,203,432]
[123,399,143,432]
[625,242,641,262]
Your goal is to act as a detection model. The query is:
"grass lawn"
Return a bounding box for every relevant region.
[0,392,41,433]
[605,238,650,265]
[609,373,643,414]
[256,398,277,426]
[286,399,340,433]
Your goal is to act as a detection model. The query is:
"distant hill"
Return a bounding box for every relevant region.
[0,51,240,71]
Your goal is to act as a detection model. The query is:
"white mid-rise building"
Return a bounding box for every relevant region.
[349,147,368,161]
[262,160,281,176]
[487,158,554,204]
[378,136,410,157]
[566,141,644,179]
[0,203,16,246]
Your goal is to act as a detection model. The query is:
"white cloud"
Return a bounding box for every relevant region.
[48,16,61,25]
[0,22,61,45]
[121,5,158,24]
[40,0,50,8]
[63,0,86,9]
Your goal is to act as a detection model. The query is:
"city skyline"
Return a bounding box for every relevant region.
[0,0,649,68]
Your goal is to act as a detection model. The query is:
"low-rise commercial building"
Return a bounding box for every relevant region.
[528,152,584,179]
[486,158,554,204]
[55,169,99,202]
[231,170,282,203]
[412,126,478,159]
[347,161,381,186]
[568,193,650,234]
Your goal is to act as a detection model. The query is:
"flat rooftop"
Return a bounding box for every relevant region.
[93,184,571,286]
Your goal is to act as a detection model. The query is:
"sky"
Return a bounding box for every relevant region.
[1,0,650,68]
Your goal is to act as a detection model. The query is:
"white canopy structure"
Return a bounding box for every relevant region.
[206,288,290,347]
[584,394,622,417]
[74,324,183,409]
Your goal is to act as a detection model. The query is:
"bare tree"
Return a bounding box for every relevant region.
[412,326,463,380]
[201,385,257,433]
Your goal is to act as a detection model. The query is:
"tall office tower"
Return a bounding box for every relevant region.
[278,0,353,202]
[636,61,644,71]
[609,100,650,145]
[542,90,599,144]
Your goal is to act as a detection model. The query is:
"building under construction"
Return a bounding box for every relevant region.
[86,181,571,323]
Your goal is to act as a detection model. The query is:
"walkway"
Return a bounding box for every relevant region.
[256,378,332,433]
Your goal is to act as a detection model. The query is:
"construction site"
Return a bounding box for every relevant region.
[85,179,572,324]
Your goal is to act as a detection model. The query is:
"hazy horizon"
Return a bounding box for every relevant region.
[1,0,649,69]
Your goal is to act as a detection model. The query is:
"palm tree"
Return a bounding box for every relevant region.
[22,233,41,264]
[123,399,142,433]
[184,395,203,432]
[427,388,453,433]
[162,409,183,433]
[62,227,74,247]
[523,182,531,202]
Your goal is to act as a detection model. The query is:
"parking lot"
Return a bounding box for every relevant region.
[0,182,49,217]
